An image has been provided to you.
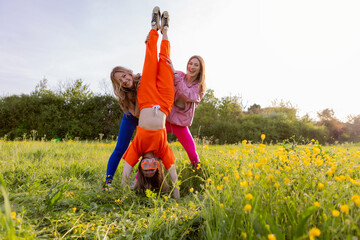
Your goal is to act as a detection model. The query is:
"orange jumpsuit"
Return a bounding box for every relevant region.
[123,29,175,170]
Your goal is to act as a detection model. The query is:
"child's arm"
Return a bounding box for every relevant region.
[133,99,140,118]
[168,165,180,199]
[128,101,140,118]
[174,72,202,103]
[121,161,133,186]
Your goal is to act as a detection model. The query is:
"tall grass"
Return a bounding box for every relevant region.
[0,138,359,239]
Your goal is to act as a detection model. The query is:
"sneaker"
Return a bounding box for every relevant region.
[151,6,161,30]
[160,11,169,33]
[102,180,113,191]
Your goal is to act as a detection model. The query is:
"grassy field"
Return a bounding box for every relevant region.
[1,138,360,239]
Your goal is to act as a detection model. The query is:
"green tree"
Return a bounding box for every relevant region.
[317,108,344,142]
[33,78,54,96]
[218,95,243,121]
[59,79,93,100]
[248,104,261,114]
[344,115,360,142]
[190,89,219,139]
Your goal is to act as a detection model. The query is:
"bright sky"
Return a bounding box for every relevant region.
[1,0,359,121]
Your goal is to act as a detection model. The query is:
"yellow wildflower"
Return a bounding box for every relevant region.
[72,207,76,212]
[340,205,349,214]
[314,202,321,208]
[245,193,253,200]
[261,134,266,141]
[268,234,276,240]
[313,147,321,155]
[351,194,360,206]
[332,210,340,217]
[242,140,247,145]
[244,204,252,212]
[189,188,194,193]
[309,227,321,240]
[274,182,280,188]
[216,185,223,191]
[240,181,248,187]
[284,178,291,185]
[11,212,16,219]
[317,183,324,190]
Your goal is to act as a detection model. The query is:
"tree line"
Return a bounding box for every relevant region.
[1,79,359,144]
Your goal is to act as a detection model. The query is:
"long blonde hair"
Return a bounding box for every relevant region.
[110,66,140,113]
[187,55,206,95]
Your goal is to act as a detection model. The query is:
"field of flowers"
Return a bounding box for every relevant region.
[1,137,360,239]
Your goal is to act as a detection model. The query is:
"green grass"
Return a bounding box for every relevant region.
[1,139,360,239]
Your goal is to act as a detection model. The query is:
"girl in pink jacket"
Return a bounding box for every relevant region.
[166,55,206,168]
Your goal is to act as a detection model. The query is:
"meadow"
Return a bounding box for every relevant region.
[1,137,360,239]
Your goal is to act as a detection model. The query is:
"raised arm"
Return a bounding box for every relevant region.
[174,71,202,103]
[128,100,140,118]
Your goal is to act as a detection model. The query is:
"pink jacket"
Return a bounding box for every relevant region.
[167,71,203,127]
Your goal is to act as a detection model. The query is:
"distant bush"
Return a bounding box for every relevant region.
[191,113,327,144]
[0,79,123,140]
[1,79,358,143]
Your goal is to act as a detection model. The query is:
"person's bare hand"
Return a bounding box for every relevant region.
[165,57,175,74]
[144,34,150,44]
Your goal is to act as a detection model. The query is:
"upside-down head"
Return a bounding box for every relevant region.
[135,156,170,192]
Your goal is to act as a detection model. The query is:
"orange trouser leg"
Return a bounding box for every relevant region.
[138,29,159,110]
[156,39,174,116]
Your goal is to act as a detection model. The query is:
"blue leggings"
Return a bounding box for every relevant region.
[105,113,138,181]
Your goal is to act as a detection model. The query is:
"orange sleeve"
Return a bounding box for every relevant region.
[160,144,175,170]
[123,143,141,167]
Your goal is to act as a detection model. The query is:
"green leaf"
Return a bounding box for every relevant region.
[266,215,285,240]
[252,214,267,235]
[294,206,318,238]
[45,182,67,208]
[0,175,16,239]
